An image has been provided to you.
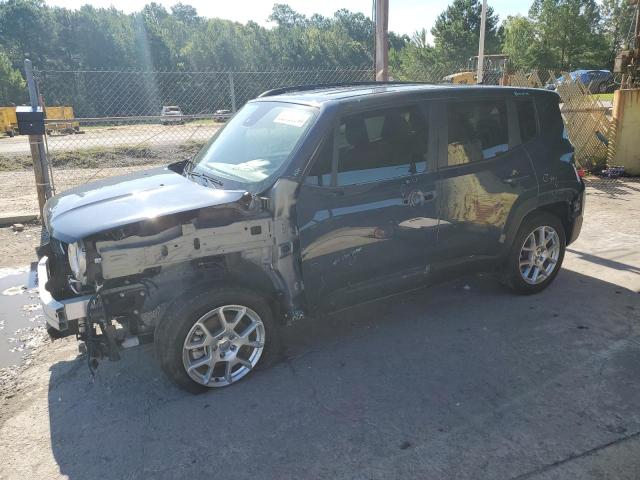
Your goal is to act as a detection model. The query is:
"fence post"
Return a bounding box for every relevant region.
[24,59,53,217]
[228,72,237,112]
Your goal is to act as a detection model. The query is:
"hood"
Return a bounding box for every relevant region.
[44,166,246,243]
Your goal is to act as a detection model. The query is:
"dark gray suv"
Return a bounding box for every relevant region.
[36,83,585,392]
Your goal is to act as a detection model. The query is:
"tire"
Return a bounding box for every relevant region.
[7,130,14,138]
[155,286,280,393]
[503,212,566,295]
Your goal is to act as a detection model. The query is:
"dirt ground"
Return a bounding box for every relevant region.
[0,222,42,268]
[0,165,161,217]
[0,177,639,479]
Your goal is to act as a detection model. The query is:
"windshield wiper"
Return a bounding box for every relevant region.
[188,169,224,188]
[180,156,224,188]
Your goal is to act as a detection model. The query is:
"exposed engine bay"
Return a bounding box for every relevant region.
[36,169,303,371]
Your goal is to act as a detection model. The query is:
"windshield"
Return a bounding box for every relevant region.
[192,101,317,186]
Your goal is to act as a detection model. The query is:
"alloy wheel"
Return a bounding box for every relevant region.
[519,225,561,285]
[182,305,265,387]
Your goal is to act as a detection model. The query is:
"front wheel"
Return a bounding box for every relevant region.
[155,287,280,393]
[503,212,566,295]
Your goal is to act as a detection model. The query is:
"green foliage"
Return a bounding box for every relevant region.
[0,0,625,108]
[431,0,502,69]
[600,0,635,66]
[0,49,25,104]
[502,15,542,69]
[528,0,609,69]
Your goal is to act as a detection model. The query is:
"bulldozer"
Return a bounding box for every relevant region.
[443,54,510,85]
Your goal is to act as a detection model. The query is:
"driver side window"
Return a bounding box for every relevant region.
[304,104,430,187]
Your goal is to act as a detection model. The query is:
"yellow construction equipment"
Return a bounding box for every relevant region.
[45,106,80,134]
[0,107,18,137]
[443,54,510,85]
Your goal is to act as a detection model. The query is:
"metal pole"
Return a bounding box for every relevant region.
[228,72,237,113]
[477,0,487,84]
[375,0,389,81]
[24,59,53,216]
[635,2,640,50]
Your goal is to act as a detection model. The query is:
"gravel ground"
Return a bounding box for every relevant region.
[0,223,42,268]
[0,177,639,480]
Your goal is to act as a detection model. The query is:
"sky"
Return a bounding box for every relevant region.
[44,0,532,42]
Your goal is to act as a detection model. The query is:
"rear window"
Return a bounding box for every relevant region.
[446,99,508,166]
[516,98,538,143]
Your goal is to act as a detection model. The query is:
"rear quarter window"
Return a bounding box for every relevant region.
[536,95,564,143]
[516,98,538,143]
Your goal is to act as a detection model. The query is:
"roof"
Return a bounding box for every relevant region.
[252,82,555,107]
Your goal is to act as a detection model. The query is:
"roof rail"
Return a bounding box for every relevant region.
[257,81,430,98]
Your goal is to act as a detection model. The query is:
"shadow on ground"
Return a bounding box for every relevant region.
[47,269,640,480]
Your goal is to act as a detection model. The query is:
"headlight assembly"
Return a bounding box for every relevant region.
[67,240,87,284]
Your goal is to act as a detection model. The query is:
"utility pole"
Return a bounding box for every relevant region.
[24,59,53,216]
[476,0,487,84]
[375,0,389,81]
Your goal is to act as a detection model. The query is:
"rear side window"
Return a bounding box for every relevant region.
[446,99,508,166]
[336,105,429,186]
[516,98,538,143]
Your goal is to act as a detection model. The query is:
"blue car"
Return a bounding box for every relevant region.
[546,70,614,93]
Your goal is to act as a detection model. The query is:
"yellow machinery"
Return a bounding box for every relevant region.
[443,54,510,85]
[0,107,18,137]
[0,105,81,136]
[45,106,80,134]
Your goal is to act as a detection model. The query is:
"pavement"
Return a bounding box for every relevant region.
[0,177,639,480]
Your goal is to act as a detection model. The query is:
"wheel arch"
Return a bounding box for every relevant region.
[503,196,575,253]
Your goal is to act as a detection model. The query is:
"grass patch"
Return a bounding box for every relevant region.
[590,93,614,102]
[0,154,32,171]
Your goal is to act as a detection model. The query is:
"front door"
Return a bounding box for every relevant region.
[435,95,538,263]
[296,102,439,307]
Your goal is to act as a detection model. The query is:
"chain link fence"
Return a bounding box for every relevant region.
[0,63,630,216]
[36,67,375,195]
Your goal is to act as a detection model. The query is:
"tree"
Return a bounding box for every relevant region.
[430,0,502,69]
[0,49,25,104]
[390,31,438,81]
[600,0,635,66]
[502,15,542,69]
[529,0,609,69]
[268,4,306,27]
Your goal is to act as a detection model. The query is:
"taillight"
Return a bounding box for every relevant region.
[577,168,585,178]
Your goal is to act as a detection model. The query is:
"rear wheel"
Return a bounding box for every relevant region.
[155,287,280,393]
[503,212,566,294]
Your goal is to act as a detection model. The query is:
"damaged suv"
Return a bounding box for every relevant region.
[36,83,585,392]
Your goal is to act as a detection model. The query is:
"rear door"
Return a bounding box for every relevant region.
[436,94,538,263]
[296,101,439,306]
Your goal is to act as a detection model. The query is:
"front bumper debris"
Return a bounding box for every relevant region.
[36,256,91,333]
